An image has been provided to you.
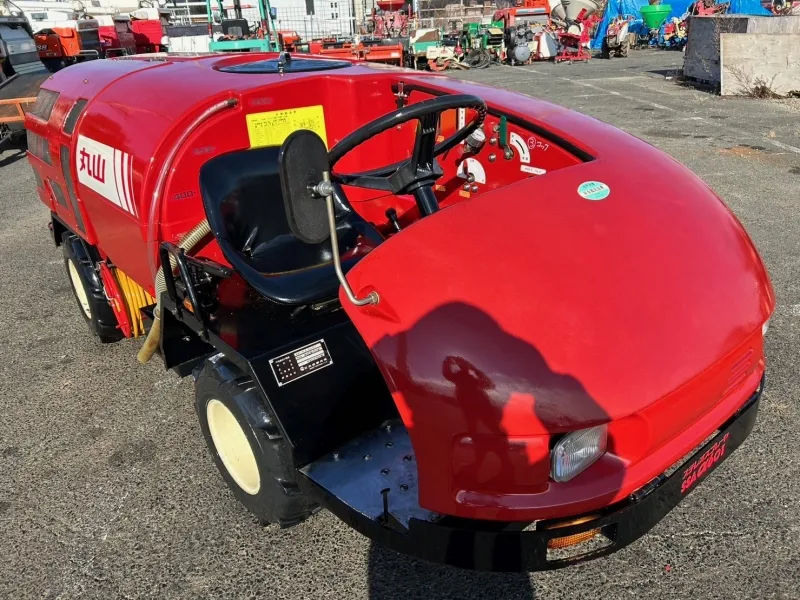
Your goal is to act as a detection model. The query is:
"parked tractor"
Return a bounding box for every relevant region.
[601,15,633,58]
[33,15,101,71]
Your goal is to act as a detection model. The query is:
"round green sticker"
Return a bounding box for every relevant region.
[578,181,610,201]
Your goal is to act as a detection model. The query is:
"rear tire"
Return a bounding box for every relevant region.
[194,355,318,528]
[62,233,122,343]
[42,58,65,73]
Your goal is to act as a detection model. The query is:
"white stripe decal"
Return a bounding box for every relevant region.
[120,151,129,212]
[113,149,125,212]
[111,149,123,210]
[128,155,136,217]
[120,150,131,213]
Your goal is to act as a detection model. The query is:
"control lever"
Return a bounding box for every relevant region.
[497,116,514,160]
[385,208,402,233]
[311,174,379,307]
[394,81,408,109]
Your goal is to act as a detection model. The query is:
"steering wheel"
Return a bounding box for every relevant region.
[328,94,487,216]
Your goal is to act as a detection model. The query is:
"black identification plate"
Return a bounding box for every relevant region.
[269,339,333,386]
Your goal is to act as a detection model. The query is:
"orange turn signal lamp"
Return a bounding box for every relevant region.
[544,515,601,550]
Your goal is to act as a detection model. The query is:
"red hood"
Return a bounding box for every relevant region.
[344,152,773,430]
[342,141,774,519]
[339,103,774,520]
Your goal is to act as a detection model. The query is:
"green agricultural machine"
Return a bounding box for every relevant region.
[460,18,505,67]
[207,0,280,52]
[407,27,441,68]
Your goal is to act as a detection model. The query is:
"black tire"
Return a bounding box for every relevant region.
[62,233,122,343]
[601,39,610,59]
[194,356,318,528]
[2,57,13,78]
[42,58,65,73]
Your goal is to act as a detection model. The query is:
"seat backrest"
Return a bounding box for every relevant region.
[221,18,249,38]
[199,146,382,305]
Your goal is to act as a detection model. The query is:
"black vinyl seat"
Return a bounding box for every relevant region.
[220,18,250,38]
[200,146,383,305]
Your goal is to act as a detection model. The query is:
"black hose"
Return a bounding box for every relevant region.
[465,48,492,69]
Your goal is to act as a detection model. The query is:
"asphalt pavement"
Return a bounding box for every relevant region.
[1,50,799,599]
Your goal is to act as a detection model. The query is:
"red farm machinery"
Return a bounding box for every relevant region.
[298,0,407,66]
[130,7,170,54]
[33,14,102,71]
[97,15,136,57]
[24,52,774,571]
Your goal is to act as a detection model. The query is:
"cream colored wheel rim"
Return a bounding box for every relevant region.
[206,399,261,495]
[67,259,91,319]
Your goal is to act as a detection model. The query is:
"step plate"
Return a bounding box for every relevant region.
[301,420,437,528]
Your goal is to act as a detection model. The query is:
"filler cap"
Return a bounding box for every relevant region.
[217,57,353,74]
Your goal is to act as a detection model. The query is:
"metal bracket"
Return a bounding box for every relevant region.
[158,242,233,342]
[394,81,408,109]
[313,172,379,307]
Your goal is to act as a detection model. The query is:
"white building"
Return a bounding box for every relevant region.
[13,0,378,41]
[169,0,361,37]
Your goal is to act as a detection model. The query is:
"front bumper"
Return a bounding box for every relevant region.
[301,379,763,571]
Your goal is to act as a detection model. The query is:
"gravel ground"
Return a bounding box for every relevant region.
[1,50,799,599]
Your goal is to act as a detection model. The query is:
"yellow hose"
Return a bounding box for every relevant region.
[113,268,155,339]
[137,219,211,364]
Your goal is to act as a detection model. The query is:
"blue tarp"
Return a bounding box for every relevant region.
[728,0,772,15]
[666,0,695,17]
[591,0,773,48]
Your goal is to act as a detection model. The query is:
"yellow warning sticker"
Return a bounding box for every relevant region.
[246,105,328,149]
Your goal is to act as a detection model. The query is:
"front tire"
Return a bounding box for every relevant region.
[195,356,318,527]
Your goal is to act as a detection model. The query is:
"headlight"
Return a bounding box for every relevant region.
[762,318,770,337]
[551,425,608,483]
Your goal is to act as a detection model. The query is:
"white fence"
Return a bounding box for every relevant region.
[165,0,359,36]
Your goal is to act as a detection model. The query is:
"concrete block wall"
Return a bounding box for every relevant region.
[720,33,800,96]
[683,15,800,84]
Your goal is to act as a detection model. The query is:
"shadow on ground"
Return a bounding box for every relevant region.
[368,543,535,600]
[646,68,684,79]
[0,147,26,169]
